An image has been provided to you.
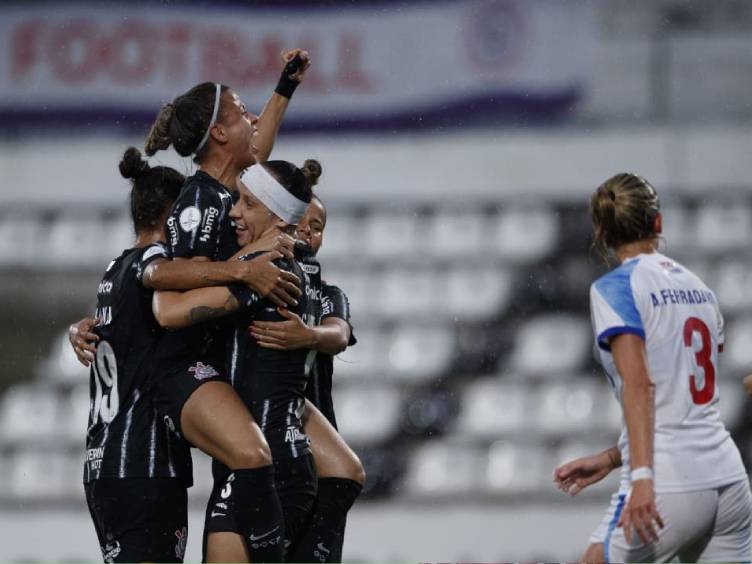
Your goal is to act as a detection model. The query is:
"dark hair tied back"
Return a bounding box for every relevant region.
[301,159,322,188]
[118,146,185,235]
[119,146,151,180]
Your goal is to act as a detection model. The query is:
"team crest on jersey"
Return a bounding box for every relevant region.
[174,527,187,560]
[188,362,219,380]
[660,260,683,274]
[179,206,202,232]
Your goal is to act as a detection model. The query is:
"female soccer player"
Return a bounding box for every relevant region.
[554,173,752,562]
[251,189,364,563]
[81,147,190,563]
[153,159,322,558]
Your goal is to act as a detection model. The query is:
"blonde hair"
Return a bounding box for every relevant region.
[590,173,660,261]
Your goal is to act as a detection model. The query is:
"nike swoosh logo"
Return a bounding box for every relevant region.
[249,526,279,541]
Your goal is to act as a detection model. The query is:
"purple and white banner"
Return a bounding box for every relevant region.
[0,0,592,130]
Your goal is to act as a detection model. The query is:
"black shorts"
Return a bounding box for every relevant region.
[85,478,188,563]
[154,358,227,442]
[204,454,317,550]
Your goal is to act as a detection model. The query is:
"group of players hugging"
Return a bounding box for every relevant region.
[69,50,363,563]
[67,47,752,564]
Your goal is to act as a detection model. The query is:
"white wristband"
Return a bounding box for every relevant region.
[631,466,654,482]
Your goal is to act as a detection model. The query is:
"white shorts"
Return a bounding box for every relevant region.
[589,479,752,563]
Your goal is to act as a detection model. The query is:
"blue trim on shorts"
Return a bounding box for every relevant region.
[604,494,627,564]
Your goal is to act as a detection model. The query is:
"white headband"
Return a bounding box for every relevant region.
[193,83,221,155]
[243,164,309,225]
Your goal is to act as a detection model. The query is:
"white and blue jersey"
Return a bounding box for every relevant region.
[590,252,746,494]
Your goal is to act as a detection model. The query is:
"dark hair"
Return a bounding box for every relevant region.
[144,82,228,162]
[119,147,184,234]
[590,172,660,261]
[262,158,322,206]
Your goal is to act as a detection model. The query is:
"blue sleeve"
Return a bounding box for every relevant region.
[591,261,645,351]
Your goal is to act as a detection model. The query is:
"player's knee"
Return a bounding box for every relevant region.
[228,441,272,469]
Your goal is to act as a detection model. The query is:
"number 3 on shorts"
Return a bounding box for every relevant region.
[683,317,715,405]
[92,340,120,423]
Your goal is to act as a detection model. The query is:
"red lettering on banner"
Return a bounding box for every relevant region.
[165,23,192,81]
[11,19,42,79]
[338,34,374,91]
[48,19,99,84]
[108,22,156,85]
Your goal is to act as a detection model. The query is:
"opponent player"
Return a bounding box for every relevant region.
[153,159,321,558]
[251,187,364,563]
[554,173,752,562]
[81,148,190,563]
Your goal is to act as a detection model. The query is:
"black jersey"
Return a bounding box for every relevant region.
[304,284,357,430]
[229,245,323,460]
[85,243,191,486]
[158,171,240,368]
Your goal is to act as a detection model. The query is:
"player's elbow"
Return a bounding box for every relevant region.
[152,296,185,330]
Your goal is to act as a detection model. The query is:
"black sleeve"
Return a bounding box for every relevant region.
[228,284,260,310]
[322,284,356,346]
[135,243,170,283]
[167,184,224,259]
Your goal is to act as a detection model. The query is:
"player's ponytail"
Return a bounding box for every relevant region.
[119,146,185,234]
[144,82,227,162]
[590,173,660,261]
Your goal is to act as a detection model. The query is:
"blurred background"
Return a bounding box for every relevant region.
[1,0,752,560]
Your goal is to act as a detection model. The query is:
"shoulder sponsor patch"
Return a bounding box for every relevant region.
[179,206,202,232]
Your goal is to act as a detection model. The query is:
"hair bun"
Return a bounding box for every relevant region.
[301,159,322,187]
[119,146,151,180]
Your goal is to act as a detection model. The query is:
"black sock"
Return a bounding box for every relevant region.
[231,466,286,563]
[287,477,362,563]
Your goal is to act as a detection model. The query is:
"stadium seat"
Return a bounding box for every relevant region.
[696,202,752,253]
[511,314,591,377]
[316,215,358,262]
[723,316,752,372]
[454,379,529,438]
[334,383,402,446]
[484,441,550,495]
[443,264,512,320]
[493,208,558,262]
[0,217,43,266]
[659,204,696,254]
[362,211,422,260]
[0,385,59,443]
[47,216,105,268]
[332,327,387,381]
[103,214,136,261]
[533,381,613,437]
[386,325,454,382]
[10,449,69,499]
[715,260,752,312]
[324,269,380,321]
[62,383,92,443]
[378,266,439,319]
[425,209,489,259]
[40,332,90,386]
[402,441,485,497]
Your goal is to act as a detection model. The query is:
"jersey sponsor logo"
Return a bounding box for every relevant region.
[174,527,187,561]
[179,206,202,232]
[95,306,113,326]
[102,540,121,563]
[167,216,179,246]
[199,206,220,243]
[86,447,104,471]
[188,362,219,380]
[301,263,320,275]
[284,425,307,444]
[321,297,334,316]
[660,260,683,274]
[305,286,322,302]
[105,259,117,273]
[97,280,113,295]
